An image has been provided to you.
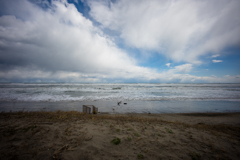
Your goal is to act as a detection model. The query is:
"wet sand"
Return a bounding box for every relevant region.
[1,100,240,113]
[0,111,240,160]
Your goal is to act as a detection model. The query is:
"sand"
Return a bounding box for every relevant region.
[0,111,240,160]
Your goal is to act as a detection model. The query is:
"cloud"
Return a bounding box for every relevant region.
[212,60,223,63]
[0,0,151,80]
[1,64,240,83]
[212,54,220,58]
[0,0,239,83]
[88,0,240,64]
[171,64,193,74]
[166,63,171,67]
[74,0,79,4]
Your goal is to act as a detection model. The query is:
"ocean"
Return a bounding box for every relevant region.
[0,83,240,113]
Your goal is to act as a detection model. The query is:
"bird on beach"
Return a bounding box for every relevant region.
[112,106,116,113]
[117,101,121,105]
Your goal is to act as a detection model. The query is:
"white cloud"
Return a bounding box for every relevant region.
[88,0,240,64]
[0,0,239,83]
[172,64,193,73]
[212,54,220,58]
[166,63,171,67]
[74,0,79,4]
[212,60,223,63]
[1,65,240,83]
[0,0,142,78]
[1,0,181,82]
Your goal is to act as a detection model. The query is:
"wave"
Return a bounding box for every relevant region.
[0,93,239,102]
[0,83,240,102]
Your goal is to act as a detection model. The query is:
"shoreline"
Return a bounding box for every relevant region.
[1,100,240,113]
[0,111,240,160]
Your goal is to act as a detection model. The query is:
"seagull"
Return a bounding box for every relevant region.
[117,101,122,106]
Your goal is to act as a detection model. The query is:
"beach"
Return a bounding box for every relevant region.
[1,0,240,159]
[0,111,240,160]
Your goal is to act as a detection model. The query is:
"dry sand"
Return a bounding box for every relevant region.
[0,111,240,160]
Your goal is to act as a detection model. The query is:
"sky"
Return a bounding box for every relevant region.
[0,0,240,83]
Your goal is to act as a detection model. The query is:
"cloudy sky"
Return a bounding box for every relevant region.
[0,0,240,83]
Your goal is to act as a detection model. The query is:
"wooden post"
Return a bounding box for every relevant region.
[82,105,91,114]
[92,105,98,114]
[82,105,98,114]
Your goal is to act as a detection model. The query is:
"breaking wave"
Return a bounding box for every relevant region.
[0,83,240,102]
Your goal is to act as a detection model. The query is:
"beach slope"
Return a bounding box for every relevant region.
[0,111,239,160]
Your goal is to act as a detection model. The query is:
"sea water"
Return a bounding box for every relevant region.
[0,83,240,113]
